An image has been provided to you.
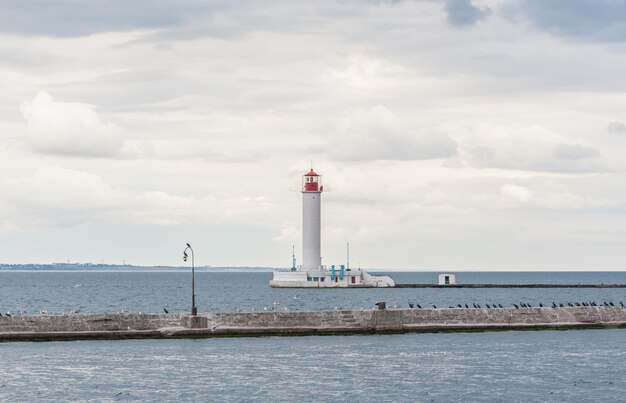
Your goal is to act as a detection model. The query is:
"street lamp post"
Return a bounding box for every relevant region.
[183,243,197,316]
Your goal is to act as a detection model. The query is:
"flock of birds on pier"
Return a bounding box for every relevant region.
[1,300,624,317]
[407,301,625,309]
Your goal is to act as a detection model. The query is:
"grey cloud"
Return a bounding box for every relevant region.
[458,125,604,173]
[516,0,626,42]
[0,0,222,37]
[464,142,603,173]
[444,0,490,27]
[0,0,358,39]
[328,106,457,162]
[608,121,626,134]
[552,143,599,160]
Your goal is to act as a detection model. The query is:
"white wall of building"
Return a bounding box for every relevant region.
[438,273,456,285]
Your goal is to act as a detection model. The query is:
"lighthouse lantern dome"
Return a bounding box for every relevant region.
[302,169,322,192]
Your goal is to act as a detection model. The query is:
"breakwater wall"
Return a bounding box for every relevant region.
[1,306,625,342]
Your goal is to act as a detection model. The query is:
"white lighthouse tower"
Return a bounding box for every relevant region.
[301,168,323,271]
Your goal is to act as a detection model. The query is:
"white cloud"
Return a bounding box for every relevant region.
[3,165,276,229]
[500,184,531,203]
[20,92,123,156]
[272,226,298,242]
[497,181,615,210]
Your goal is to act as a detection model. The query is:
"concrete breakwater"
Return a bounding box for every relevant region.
[1,306,625,342]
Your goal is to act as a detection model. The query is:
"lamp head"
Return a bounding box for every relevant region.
[186,243,191,248]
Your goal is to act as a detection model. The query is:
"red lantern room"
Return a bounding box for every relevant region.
[302,169,323,192]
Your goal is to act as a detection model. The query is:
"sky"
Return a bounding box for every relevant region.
[1,0,626,270]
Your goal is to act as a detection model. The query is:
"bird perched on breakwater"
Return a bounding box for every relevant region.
[163,308,169,314]
[485,304,491,308]
[416,304,422,309]
[539,303,543,307]
[513,304,519,309]
[620,302,625,307]
[609,301,615,307]
[432,305,437,309]
[552,302,557,308]
[465,304,469,308]
[408,301,415,308]
[498,304,503,308]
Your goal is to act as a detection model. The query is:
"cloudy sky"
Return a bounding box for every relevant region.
[1,0,626,270]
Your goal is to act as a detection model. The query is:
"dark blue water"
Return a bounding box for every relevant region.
[0,271,624,314]
[1,330,624,402]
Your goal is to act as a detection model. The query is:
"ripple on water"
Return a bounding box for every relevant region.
[0,329,624,402]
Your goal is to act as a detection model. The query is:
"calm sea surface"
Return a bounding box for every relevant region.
[1,271,625,402]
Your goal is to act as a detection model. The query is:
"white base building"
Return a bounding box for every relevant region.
[270,267,395,288]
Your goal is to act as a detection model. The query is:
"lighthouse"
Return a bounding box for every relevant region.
[269,168,395,288]
[301,168,323,271]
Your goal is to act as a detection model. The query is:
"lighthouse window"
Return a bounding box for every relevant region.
[320,277,325,282]
[313,277,319,281]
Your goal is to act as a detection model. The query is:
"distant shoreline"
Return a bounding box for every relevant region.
[0,264,275,273]
[0,264,625,273]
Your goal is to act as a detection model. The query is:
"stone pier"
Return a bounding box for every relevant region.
[0,306,624,342]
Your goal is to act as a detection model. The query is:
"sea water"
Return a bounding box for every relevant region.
[0,271,625,314]
[0,271,625,402]
[0,331,625,402]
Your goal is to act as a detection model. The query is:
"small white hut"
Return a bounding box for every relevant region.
[438,273,456,285]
